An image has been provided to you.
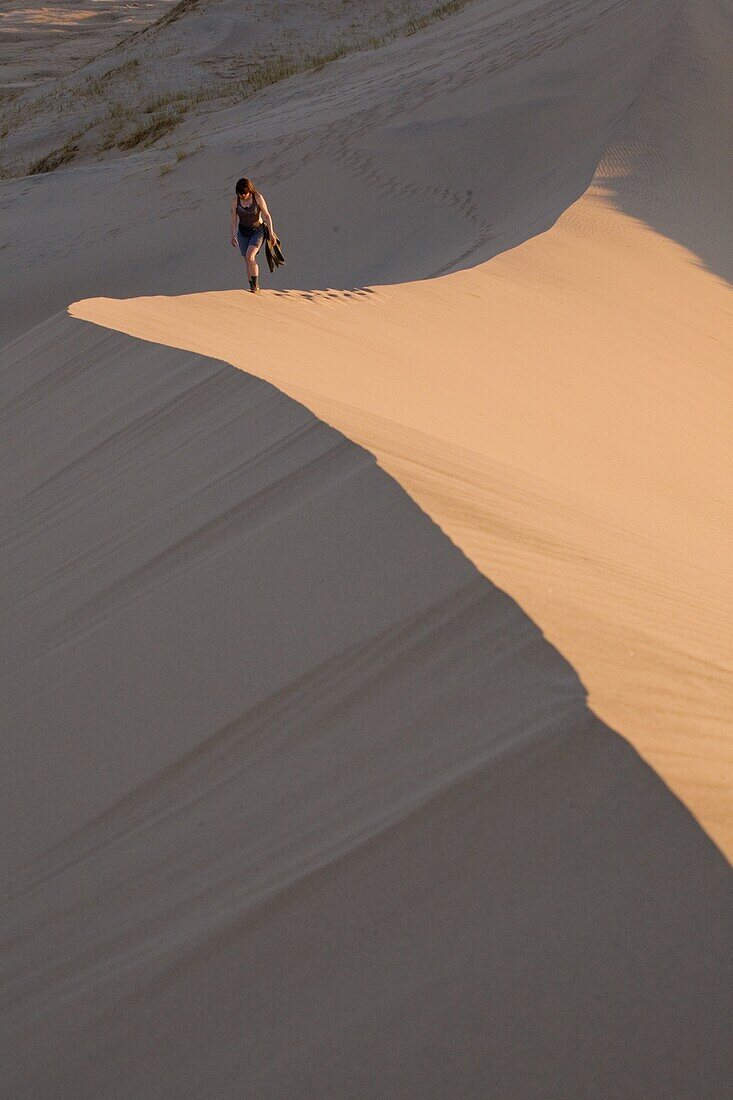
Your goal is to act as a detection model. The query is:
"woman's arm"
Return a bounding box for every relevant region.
[257,193,276,238]
[230,197,238,245]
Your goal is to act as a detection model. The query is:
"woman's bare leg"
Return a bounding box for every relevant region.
[245,247,260,278]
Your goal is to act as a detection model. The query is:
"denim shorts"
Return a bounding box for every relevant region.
[237,224,265,256]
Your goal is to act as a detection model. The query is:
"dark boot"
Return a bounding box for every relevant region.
[249,275,260,294]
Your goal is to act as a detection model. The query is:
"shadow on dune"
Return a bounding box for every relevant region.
[598,0,732,284]
[0,13,729,1094]
[0,312,731,1097]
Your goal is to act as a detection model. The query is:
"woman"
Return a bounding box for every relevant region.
[230,177,276,293]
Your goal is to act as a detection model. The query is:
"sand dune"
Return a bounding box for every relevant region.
[1,313,730,1097]
[0,0,469,177]
[1,0,731,1092]
[2,0,676,341]
[0,0,176,93]
[70,0,733,852]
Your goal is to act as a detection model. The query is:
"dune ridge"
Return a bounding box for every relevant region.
[1,313,730,1097]
[0,1,474,175]
[1,0,678,342]
[70,0,732,850]
[1,0,731,1092]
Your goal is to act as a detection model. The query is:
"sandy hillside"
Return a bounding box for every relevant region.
[0,0,465,176]
[0,313,730,1097]
[1,0,731,1092]
[66,0,733,854]
[0,0,176,94]
[1,0,677,341]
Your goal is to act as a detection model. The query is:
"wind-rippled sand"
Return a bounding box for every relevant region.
[1,0,731,1095]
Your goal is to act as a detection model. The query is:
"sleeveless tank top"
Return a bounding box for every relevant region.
[237,193,262,230]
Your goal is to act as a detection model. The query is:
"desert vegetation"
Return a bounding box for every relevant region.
[0,0,474,179]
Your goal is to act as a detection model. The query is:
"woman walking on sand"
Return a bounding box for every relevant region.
[230,177,276,293]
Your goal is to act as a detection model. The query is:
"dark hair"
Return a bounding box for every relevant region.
[235,176,256,197]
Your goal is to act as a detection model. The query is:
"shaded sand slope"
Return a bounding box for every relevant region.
[74,0,733,852]
[0,314,730,1097]
[598,0,733,283]
[1,0,675,343]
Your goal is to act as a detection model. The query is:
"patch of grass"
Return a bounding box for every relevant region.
[112,0,202,47]
[159,163,173,176]
[83,58,140,97]
[248,57,302,92]
[310,45,352,73]
[109,58,139,78]
[403,0,469,35]
[28,141,79,174]
[143,91,188,114]
[95,102,133,150]
[152,0,204,31]
[108,101,132,119]
[117,112,180,150]
[233,1,473,99]
[9,0,476,180]
[96,130,118,152]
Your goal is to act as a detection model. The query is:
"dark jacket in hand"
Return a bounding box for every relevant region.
[264,228,285,274]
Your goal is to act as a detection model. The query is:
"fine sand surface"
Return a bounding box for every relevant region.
[0,0,467,177]
[67,0,733,854]
[1,0,732,1093]
[0,313,730,1097]
[0,0,176,93]
[2,0,682,341]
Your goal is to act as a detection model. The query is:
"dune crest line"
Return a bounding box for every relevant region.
[70,0,732,853]
[71,178,732,854]
[2,309,731,1097]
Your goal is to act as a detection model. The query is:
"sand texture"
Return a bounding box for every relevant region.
[0,0,176,93]
[0,0,731,1094]
[0,0,467,176]
[0,313,730,1097]
[64,0,732,853]
[2,0,685,338]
